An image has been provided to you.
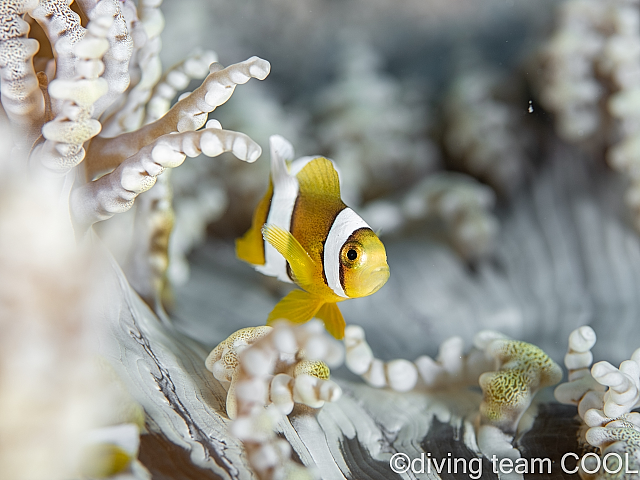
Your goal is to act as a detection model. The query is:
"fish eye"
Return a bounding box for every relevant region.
[341,242,364,266]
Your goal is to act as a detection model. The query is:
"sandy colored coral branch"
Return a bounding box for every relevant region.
[30,0,86,89]
[0,0,44,149]
[538,0,640,231]
[144,48,218,124]
[592,355,640,419]
[120,46,216,314]
[124,173,174,311]
[31,11,112,174]
[99,0,160,134]
[85,56,270,177]
[84,0,133,118]
[71,127,261,229]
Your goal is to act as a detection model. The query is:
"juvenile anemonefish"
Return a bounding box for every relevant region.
[236,135,390,339]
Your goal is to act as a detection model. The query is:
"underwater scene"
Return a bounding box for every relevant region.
[2,0,640,478]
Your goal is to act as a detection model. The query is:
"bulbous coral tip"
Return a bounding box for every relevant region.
[591,358,640,418]
[568,325,596,352]
[247,56,271,80]
[386,359,418,392]
[48,78,109,107]
[42,118,102,144]
[344,325,373,375]
[478,338,561,434]
[246,144,262,163]
[585,426,640,449]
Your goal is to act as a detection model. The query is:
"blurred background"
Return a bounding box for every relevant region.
[7,0,640,477]
[131,0,640,367]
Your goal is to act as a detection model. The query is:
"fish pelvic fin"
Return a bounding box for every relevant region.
[296,157,340,199]
[262,224,315,288]
[267,289,324,326]
[315,302,345,339]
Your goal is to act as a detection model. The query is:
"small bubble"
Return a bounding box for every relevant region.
[528,100,534,113]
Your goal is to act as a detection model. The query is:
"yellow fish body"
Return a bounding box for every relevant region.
[236,135,390,339]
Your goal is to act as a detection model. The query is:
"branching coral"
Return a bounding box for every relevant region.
[144,48,218,125]
[206,323,343,419]
[118,49,219,308]
[99,0,163,136]
[537,0,605,143]
[313,37,438,207]
[71,125,261,229]
[556,326,640,478]
[1,0,270,319]
[0,114,145,479]
[344,324,494,392]
[473,334,561,480]
[0,0,43,149]
[477,336,562,434]
[206,321,343,480]
[31,10,113,173]
[344,324,563,478]
[442,68,531,197]
[555,326,605,415]
[83,56,269,179]
[1,0,275,474]
[538,0,640,230]
[345,327,551,403]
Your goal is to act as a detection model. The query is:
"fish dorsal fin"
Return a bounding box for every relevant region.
[262,224,316,288]
[270,135,295,165]
[296,157,341,199]
[267,289,324,325]
[269,135,296,189]
[314,303,345,339]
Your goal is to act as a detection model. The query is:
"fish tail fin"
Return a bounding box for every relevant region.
[267,289,324,326]
[315,302,346,339]
[236,179,274,266]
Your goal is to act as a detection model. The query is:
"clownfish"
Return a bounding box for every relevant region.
[236,135,390,339]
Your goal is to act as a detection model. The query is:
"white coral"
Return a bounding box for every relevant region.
[206,323,343,419]
[360,171,499,261]
[344,325,497,393]
[538,0,640,231]
[555,326,640,478]
[207,321,343,480]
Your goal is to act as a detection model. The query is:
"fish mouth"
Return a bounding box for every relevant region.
[363,265,390,295]
[372,265,390,277]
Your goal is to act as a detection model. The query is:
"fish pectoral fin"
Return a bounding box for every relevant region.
[314,302,345,339]
[267,290,324,325]
[262,224,315,288]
